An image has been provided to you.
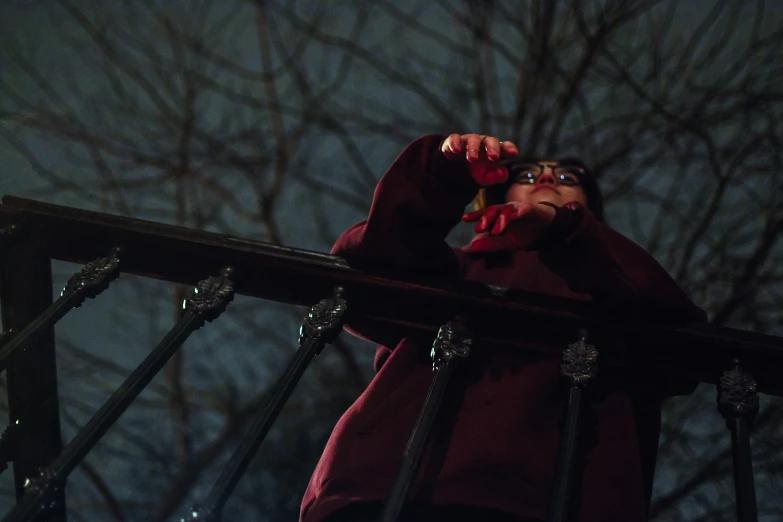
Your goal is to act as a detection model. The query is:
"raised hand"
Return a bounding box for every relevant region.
[441,133,519,186]
[461,202,558,253]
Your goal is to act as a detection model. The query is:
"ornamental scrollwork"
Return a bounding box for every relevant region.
[299,288,347,345]
[718,360,759,420]
[62,248,122,305]
[561,332,598,386]
[430,322,473,370]
[184,268,235,324]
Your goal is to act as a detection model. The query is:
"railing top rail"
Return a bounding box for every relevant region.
[2,195,782,396]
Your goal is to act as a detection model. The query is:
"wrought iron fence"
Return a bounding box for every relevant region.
[0,195,780,522]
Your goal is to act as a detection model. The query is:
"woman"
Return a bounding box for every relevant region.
[300,133,706,522]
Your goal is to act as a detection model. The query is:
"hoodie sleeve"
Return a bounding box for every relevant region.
[330,134,478,276]
[537,203,707,396]
[536,202,707,323]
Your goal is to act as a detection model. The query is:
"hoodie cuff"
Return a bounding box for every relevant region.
[427,136,480,193]
[529,201,585,251]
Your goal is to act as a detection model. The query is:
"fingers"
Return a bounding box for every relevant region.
[462,205,505,234]
[463,202,549,254]
[441,133,462,159]
[491,204,514,235]
[466,234,520,254]
[442,133,519,162]
[500,140,518,157]
[483,136,501,161]
[491,202,533,234]
[467,135,502,162]
[461,209,484,222]
[465,134,483,161]
[463,203,533,235]
[474,204,502,234]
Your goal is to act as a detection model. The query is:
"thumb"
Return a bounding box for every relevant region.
[462,209,484,222]
[441,134,462,160]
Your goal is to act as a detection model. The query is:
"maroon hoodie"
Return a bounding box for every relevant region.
[300,135,707,522]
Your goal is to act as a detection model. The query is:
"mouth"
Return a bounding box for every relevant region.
[532,185,560,194]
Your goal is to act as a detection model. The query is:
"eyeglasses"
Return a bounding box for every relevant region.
[507,161,585,187]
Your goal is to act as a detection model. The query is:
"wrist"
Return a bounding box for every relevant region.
[527,202,583,250]
[429,137,478,192]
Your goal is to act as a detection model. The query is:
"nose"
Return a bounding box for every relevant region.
[536,167,557,185]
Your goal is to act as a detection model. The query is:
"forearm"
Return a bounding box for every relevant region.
[332,134,477,273]
[538,203,707,322]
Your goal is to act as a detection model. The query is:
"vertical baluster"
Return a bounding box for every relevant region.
[0,418,20,476]
[0,224,20,259]
[718,359,759,522]
[546,329,598,522]
[380,321,473,522]
[0,328,16,479]
[1,268,234,522]
[0,401,29,478]
[185,288,348,522]
[0,247,122,372]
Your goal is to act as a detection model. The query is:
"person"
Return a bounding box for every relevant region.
[299,133,707,522]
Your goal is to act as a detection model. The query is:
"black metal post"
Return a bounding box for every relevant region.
[1,228,66,521]
[185,288,348,522]
[380,321,473,522]
[0,224,21,259]
[546,329,598,522]
[0,248,122,372]
[718,359,759,522]
[0,418,20,476]
[1,268,234,522]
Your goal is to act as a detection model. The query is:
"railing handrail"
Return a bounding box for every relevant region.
[2,195,783,396]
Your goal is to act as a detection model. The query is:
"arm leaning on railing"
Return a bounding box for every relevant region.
[536,201,707,322]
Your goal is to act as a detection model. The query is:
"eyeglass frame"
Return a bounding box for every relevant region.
[499,158,587,187]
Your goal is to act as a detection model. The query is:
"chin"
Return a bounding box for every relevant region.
[531,193,564,206]
[505,187,569,206]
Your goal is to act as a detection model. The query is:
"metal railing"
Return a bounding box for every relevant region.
[0,195,780,522]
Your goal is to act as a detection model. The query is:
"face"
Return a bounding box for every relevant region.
[504,160,589,207]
